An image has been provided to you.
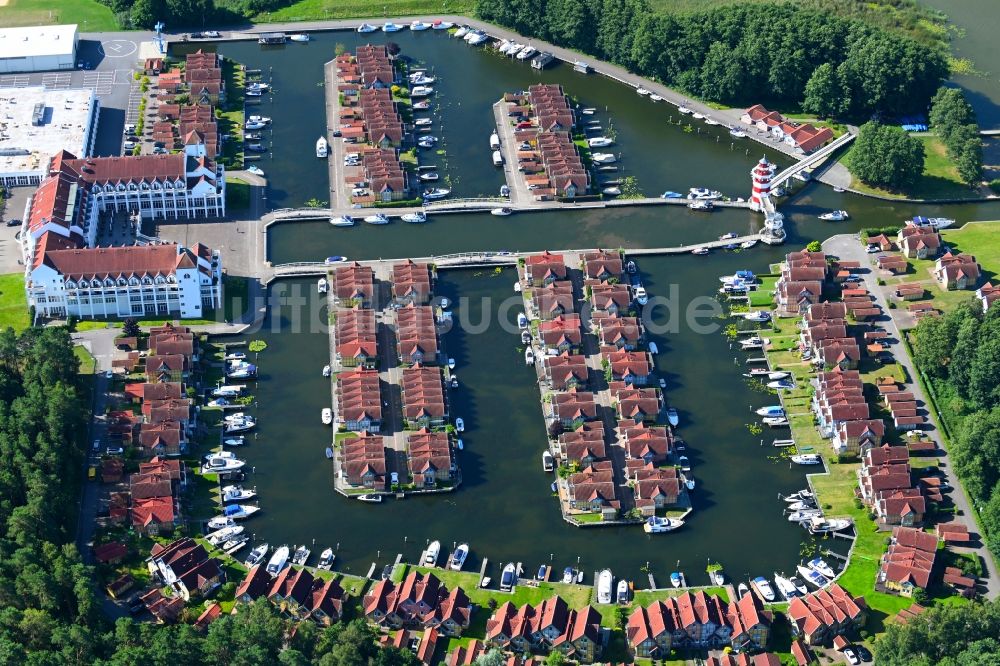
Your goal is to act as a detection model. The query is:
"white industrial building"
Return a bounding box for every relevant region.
[0,86,98,187]
[0,24,78,74]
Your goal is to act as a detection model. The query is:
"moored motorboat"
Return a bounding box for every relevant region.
[409,20,430,30]
[322,408,333,425]
[525,347,535,365]
[331,215,356,227]
[643,516,683,533]
[289,33,309,42]
[450,543,469,571]
[382,21,402,32]
[246,165,264,176]
[774,573,799,599]
[318,548,335,570]
[597,569,613,603]
[678,106,692,115]
[266,545,290,575]
[292,544,311,565]
[617,579,630,604]
[588,136,614,148]
[422,187,451,200]
[666,408,679,427]
[221,539,246,557]
[317,277,328,293]
[807,558,836,579]
[688,200,713,211]
[491,207,513,216]
[797,564,829,588]
[499,562,518,591]
[791,454,822,465]
[222,485,257,503]
[787,509,823,522]
[207,525,244,545]
[788,574,810,596]
[357,23,377,33]
[542,450,554,472]
[729,128,746,138]
[316,136,329,158]
[245,542,269,568]
[592,152,617,164]
[807,516,852,534]
[743,310,771,323]
[634,285,649,306]
[517,312,528,329]
[401,212,428,223]
[364,214,390,225]
[357,493,382,503]
[603,186,622,196]
[756,406,785,417]
[710,567,725,586]
[423,540,441,566]
[752,576,776,602]
[737,582,749,598]
[740,239,758,249]
[455,417,465,432]
[670,571,685,588]
[692,247,709,256]
[223,436,246,447]
[818,210,849,221]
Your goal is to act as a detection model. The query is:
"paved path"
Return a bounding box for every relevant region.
[823,233,998,600]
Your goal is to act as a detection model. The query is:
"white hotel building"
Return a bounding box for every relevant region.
[22,144,225,320]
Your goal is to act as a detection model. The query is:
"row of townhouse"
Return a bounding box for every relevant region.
[811,368,869,441]
[235,563,347,625]
[484,596,603,662]
[337,369,383,433]
[335,308,378,368]
[858,444,927,528]
[332,262,376,307]
[364,570,472,636]
[397,304,440,365]
[877,526,938,597]
[155,102,220,157]
[878,376,927,431]
[741,105,834,153]
[128,457,187,536]
[402,363,448,429]
[146,537,224,607]
[626,590,772,657]
[775,250,827,316]
[786,583,867,645]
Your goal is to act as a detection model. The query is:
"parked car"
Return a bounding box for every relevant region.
[105,445,125,456]
[390,471,399,487]
[6,218,21,227]
[92,439,101,451]
[843,647,860,666]
[123,141,137,150]
[203,30,221,38]
[152,147,168,155]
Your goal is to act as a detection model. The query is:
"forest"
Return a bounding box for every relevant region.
[874,598,1000,666]
[474,0,948,118]
[912,301,1000,561]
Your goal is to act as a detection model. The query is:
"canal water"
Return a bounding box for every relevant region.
[199,28,1000,585]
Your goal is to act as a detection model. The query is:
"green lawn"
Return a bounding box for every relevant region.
[225,177,252,211]
[219,58,246,170]
[254,0,474,22]
[0,273,29,332]
[942,221,1000,282]
[74,344,97,375]
[842,135,980,201]
[0,0,118,29]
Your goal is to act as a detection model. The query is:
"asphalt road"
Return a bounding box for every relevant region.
[824,233,998,600]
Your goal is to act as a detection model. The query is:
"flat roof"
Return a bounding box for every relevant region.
[0,86,95,177]
[0,25,78,60]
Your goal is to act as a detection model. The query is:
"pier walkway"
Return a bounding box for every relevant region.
[264,235,763,283]
[770,132,856,189]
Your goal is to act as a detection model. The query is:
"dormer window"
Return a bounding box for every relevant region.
[66,280,77,289]
[128,277,139,286]
[105,278,114,287]
[91,279,101,288]
[141,276,153,285]
[117,278,127,286]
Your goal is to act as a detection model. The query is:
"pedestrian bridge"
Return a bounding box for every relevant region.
[771,132,856,188]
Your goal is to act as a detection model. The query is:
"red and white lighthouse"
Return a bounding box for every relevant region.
[749,156,775,212]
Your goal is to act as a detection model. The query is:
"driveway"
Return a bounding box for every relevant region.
[824,233,998,599]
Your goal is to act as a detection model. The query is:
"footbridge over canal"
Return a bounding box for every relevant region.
[263,235,767,283]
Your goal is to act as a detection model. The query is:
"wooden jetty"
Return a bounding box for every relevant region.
[773,439,796,448]
[477,557,489,588]
[364,562,377,580]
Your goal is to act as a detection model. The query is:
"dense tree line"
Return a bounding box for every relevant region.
[874,598,1000,666]
[912,301,1000,560]
[846,121,926,190]
[930,87,984,186]
[475,0,948,118]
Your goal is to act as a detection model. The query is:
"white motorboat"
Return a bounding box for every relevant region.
[692,247,710,255]
[418,137,437,149]
[764,417,790,428]
[207,515,236,530]
[491,207,513,216]
[808,558,836,579]
[415,118,433,127]
[500,563,517,591]
[769,379,795,390]
[213,384,245,398]
[357,23,377,33]
[677,106,692,115]
[752,576,776,602]
[737,582,749,598]
[634,285,649,305]
[648,341,659,355]
[678,455,691,472]
[222,485,256,502]
[783,489,814,503]
[787,509,823,522]
[409,20,430,30]
[689,187,721,200]
[807,516,852,534]
[492,150,503,166]
[602,187,622,196]
[448,358,456,370]
[364,214,390,225]
[692,112,705,120]
[322,408,333,425]
[331,216,356,227]
[743,311,771,323]
[688,200,713,211]
[248,115,271,124]
[592,152,617,164]
[636,87,650,96]
[410,86,434,98]
[729,128,746,138]
[317,548,335,570]
[670,571,685,588]
[423,187,451,200]
[323,365,332,377]
[266,546,290,575]
[457,438,464,450]
[431,20,454,29]
[224,352,246,362]
[819,210,849,222]
[316,136,329,158]
[215,504,259,523]
[525,347,535,365]
[797,565,829,588]
[223,436,246,447]
[246,82,270,92]
[450,543,469,571]
[791,454,822,465]
[413,99,432,110]
[908,215,954,230]
[705,118,720,125]
[223,536,249,555]
[357,493,382,503]
[774,573,799,599]
[756,406,785,417]
[453,26,469,37]
[667,408,679,427]
[597,569,613,604]
[317,277,328,293]
[710,567,725,586]
[542,450,554,472]
[423,540,441,566]
[588,136,614,148]
[382,22,402,32]
[402,212,428,223]
[244,543,269,568]
[419,172,439,182]
[440,297,451,309]
[617,579,630,604]
[516,46,537,60]
[246,165,265,176]
[289,33,309,42]
[740,239,758,249]
[455,417,465,432]
[203,455,246,473]
[643,516,683,534]
[244,121,267,131]
[517,312,528,329]
[789,574,810,596]
[292,544,311,565]
[206,525,244,545]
